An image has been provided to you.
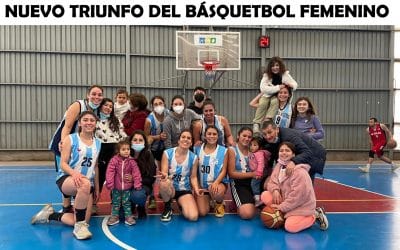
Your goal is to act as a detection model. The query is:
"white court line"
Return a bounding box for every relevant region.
[0,203,63,206]
[101,216,136,250]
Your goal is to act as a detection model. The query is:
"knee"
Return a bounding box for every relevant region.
[285,223,300,234]
[260,191,272,205]
[238,208,255,220]
[198,207,209,217]
[186,212,198,221]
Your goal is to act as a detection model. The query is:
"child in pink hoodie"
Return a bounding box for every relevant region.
[248,137,271,207]
[106,140,142,226]
[261,141,328,233]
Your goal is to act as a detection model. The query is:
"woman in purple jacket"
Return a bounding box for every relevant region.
[105,140,142,226]
[290,97,324,141]
[261,142,328,233]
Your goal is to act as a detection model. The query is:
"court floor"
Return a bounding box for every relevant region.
[1,163,400,250]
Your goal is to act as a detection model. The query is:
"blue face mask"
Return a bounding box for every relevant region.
[88,101,100,110]
[131,143,145,152]
[99,112,110,120]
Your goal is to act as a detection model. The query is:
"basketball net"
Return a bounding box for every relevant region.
[202,60,219,82]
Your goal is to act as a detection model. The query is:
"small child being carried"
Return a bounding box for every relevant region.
[105,140,142,226]
[248,136,271,207]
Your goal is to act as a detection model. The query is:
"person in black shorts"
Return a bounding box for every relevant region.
[227,127,256,220]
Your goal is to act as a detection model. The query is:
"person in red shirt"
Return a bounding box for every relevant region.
[359,117,398,173]
[122,93,150,137]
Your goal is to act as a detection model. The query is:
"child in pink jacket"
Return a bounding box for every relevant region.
[248,137,271,207]
[106,140,142,226]
[261,141,328,233]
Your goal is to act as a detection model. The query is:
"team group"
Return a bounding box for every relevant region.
[29,56,396,240]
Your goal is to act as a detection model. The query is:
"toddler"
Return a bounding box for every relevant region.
[114,89,131,121]
[248,137,271,207]
[105,140,142,226]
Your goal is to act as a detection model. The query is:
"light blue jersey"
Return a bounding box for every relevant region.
[164,147,197,191]
[274,102,292,128]
[194,144,228,188]
[57,133,101,185]
[231,146,250,173]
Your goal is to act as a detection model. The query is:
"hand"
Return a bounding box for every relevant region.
[255,175,262,180]
[196,189,208,196]
[272,189,282,204]
[71,171,84,188]
[309,128,316,133]
[124,174,132,182]
[270,204,279,210]
[194,140,203,147]
[209,183,219,195]
[160,132,167,141]
[285,161,295,177]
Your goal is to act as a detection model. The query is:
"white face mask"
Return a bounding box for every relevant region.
[88,101,100,110]
[131,143,145,152]
[173,105,184,114]
[154,106,165,115]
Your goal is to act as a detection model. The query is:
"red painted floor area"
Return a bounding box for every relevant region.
[314,178,399,212]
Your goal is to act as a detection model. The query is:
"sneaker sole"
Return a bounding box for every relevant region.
[124,221,136,226]
[31,204,52,224]
[316,207,329,230]
[160,216,172,222]
[73,232,92,240]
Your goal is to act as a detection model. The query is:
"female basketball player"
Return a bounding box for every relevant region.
[227,127,256,220]
[31,111,102,240]
[159,129,199,222]
[193,125,229,217]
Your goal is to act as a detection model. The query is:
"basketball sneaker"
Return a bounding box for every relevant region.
[160,208,172,222]
[391,163,399,172]
[214,202,225,218]
[358,165,370,173]
[148,196,157,209]
[125,216,136,226]
[73,221,92,240]
[107,215,120,226]
[253,123,260,134]
[315,207,329,230]
[31,204,54,224]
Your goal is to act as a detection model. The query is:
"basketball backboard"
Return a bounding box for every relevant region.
[176,31,240,71]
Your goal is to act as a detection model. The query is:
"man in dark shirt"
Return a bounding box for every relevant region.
[260,120,326,181]
[187,86,207,115]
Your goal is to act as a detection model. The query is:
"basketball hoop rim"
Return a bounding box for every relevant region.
[201,60,220,71]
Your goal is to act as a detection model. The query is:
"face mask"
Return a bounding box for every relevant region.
[154,106,165,115]
[194,93,205,103]
[173,105,184,114]
[131,143,145,152]
[88,101,100,110]
[99,112,110,120]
